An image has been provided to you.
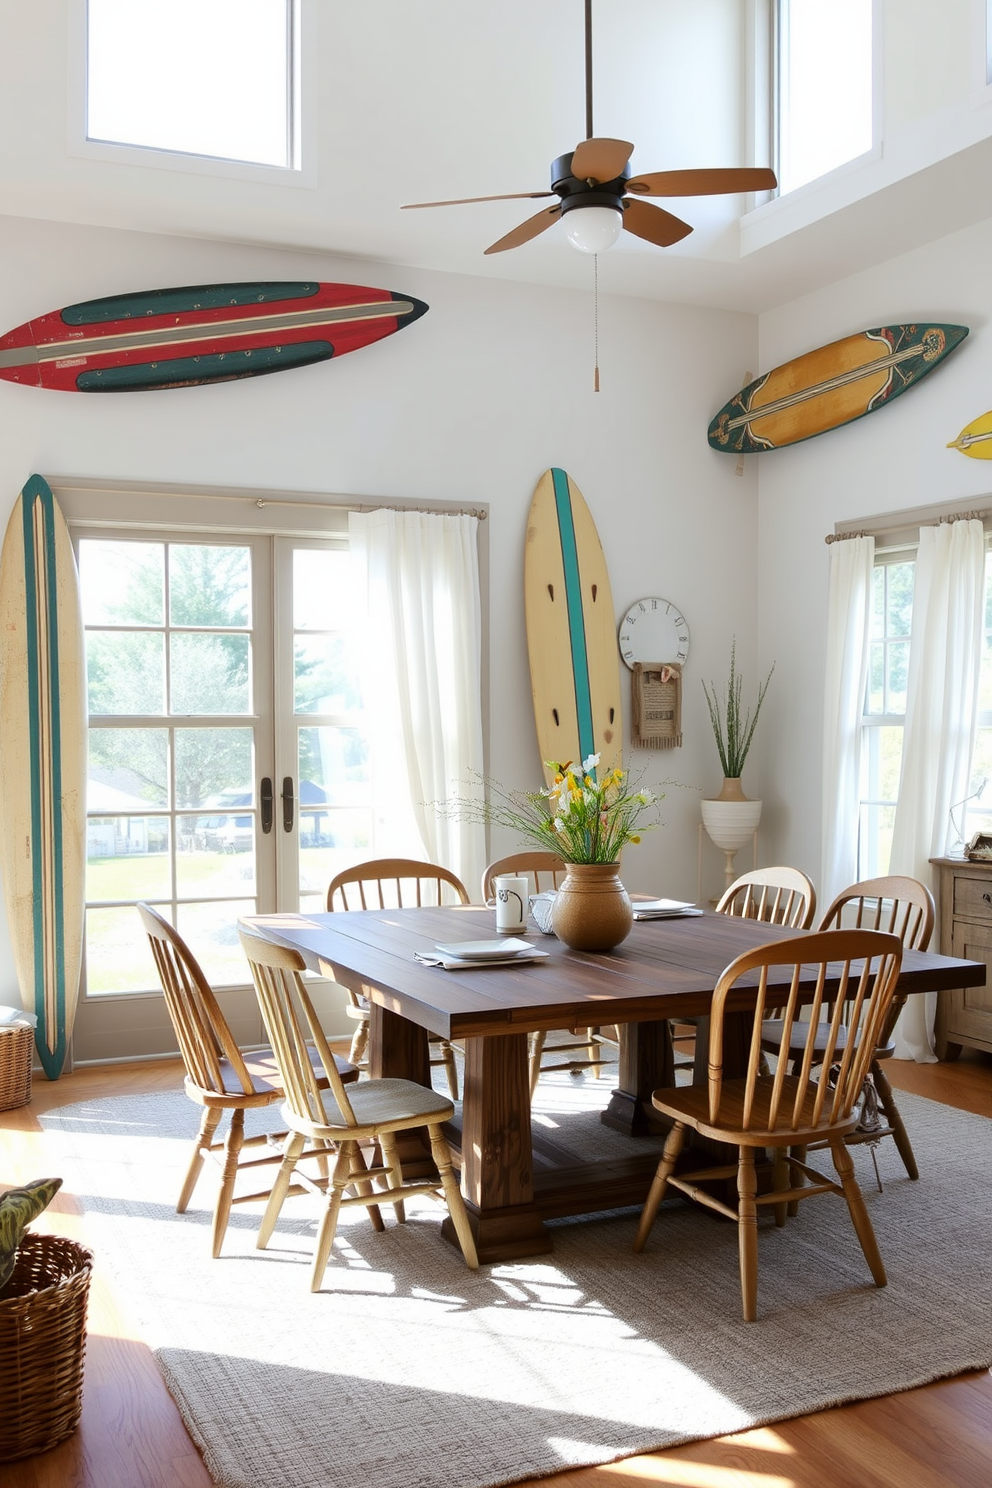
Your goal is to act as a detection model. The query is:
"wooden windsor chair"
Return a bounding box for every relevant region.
[326,857,470,1099]
[760,874,935,1186]
[239,928,479,1290]
[137,902,357,1257]
[633,928,904,1321]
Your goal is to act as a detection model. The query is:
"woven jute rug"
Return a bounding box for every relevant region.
[40,1074,992,1488]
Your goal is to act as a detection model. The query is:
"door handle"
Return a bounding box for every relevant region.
[281,776,295,832]
[260,777,273,834]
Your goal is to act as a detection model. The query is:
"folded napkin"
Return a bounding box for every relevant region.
[414,948,549,970]
[632,899,703,920]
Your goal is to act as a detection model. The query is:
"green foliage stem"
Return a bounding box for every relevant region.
[702,639,774,780]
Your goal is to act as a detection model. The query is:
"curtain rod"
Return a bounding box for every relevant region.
[51,480,487,520]
[825,508,989,544]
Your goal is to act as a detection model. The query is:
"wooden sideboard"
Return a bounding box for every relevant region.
[930,855,992,1059]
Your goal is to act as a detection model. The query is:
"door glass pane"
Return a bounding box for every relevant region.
[86,817,171,901]
[299,806,373,907]
[86,905,161,994]
[87,632,166,714]
[79,540,164,625]
[300,725,369,806]
[170,545,251,627]
[88,726,169,806]
[294,635,363,713]
[174,727,253,809]
[176,900,258,987]
[171,633,250,714]
[177,817,257,896]
[293,548,361,630]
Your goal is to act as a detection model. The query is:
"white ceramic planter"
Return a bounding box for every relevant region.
[701,782,762,890]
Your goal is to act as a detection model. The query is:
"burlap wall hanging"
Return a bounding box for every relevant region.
[631,662,682,749]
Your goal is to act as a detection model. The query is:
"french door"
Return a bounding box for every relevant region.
[71,524,367,1059]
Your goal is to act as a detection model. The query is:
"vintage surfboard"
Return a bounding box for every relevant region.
[708,323,968,454]
[947,409,992,459]
[524,468,622,786]
[0,280,428,392]
[0,475,87,1078]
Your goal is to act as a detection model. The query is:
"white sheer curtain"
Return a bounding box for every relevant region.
[348,508,486,898]
[820,535,874,909]
[888,517,985,1059]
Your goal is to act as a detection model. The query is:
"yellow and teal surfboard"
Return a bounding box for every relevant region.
[0,475,87,1078]
[524,469,622,786]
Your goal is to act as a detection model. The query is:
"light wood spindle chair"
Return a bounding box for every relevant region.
[671,865,817,1066]
[326,857,470,1098]
[239,928,479,1290]
[137,902,357,1257]
[483,851,614,1093]
[633,928,903,1321]
[761,875,935,1186]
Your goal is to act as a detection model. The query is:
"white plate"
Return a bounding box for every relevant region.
[434,937,533,960]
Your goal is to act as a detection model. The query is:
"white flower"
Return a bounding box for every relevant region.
[582,752,600,773]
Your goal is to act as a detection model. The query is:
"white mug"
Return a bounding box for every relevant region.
[494,874,528,934]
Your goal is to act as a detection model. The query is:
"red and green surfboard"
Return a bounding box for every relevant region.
[0,280,428,392]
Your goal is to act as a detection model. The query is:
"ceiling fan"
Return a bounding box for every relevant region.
[401,0,777,256]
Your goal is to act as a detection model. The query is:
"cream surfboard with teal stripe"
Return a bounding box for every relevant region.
[0,475,86,1078]
[524,468,622,786]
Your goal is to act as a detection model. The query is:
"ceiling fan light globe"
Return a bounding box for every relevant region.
[563,205,623,253]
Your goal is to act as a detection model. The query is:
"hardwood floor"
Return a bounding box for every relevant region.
[2,1050,990,1488]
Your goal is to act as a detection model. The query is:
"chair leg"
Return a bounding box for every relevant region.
[439,1039,460,1101]
[528,1032,546,1096]
[211,1107,245,1258]
[787,1144,807,1218]
[379,1132,406,1223]
[829,1137,887,1288]
[428,1123,479,1269]
[872,1062,919,1181]
[257,1130,307,1250]
[771,1147,788,1228]
[633,1123,685,1252]
[737,1147,759,1322]
[310,1141,353,1291]
[178,1105,222,1214]
[586,1029,599,1076]
[349,1015,370,1067]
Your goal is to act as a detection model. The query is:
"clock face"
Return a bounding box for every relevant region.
[618,597,690,670]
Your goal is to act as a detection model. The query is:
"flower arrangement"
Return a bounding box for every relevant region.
[702,639,774,780]
[447,754,661,864]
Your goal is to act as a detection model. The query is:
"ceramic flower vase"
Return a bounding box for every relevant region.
[700,777,763,890]
[551,862,634,952]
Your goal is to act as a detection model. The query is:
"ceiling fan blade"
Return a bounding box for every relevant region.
[402,190,555,209]
[622,198,693,247]
[484,205,562,255]
[626,167,777,197]
[570,137,634,183]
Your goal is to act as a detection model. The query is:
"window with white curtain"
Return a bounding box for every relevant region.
[858,537,992,875]
[776,0,874,194]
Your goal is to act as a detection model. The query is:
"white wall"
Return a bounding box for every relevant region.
[0,211,760,1008]
[756,213,992,884]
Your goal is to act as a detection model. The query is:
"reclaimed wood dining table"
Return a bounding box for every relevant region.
[241,903,986,1264]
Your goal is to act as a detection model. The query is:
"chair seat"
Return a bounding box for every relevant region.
[760,1019,896,1062]
[294,1076,456,1137]
[187,1046,357,1104]
[651,1075,861,1148]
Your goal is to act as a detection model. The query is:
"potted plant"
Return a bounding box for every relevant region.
[700,641,774,887]
[0,1177,93,1463]
[444,755,662,950]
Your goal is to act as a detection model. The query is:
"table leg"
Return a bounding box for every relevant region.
[368,1002,435,1177]
[601,1019,675,1135]
[441,1031,553,1264]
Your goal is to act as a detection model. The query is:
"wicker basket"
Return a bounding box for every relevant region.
[0,1024,33,1111]
[0,1233,93,1462]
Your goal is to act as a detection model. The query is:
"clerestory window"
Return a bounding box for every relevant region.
[85,0,299,170]
[776,0,874,195]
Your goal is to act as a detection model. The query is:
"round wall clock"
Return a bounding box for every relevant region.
[618,597,689,670]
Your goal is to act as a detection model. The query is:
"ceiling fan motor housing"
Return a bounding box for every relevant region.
[551,152,629,217]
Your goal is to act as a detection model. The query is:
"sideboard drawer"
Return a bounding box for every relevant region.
[952,875,992,922]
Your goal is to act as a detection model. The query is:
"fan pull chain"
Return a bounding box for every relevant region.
[594,253,600,393]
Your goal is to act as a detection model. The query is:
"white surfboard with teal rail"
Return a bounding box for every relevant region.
[524,468,623,785]
[0,475,87,1078]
